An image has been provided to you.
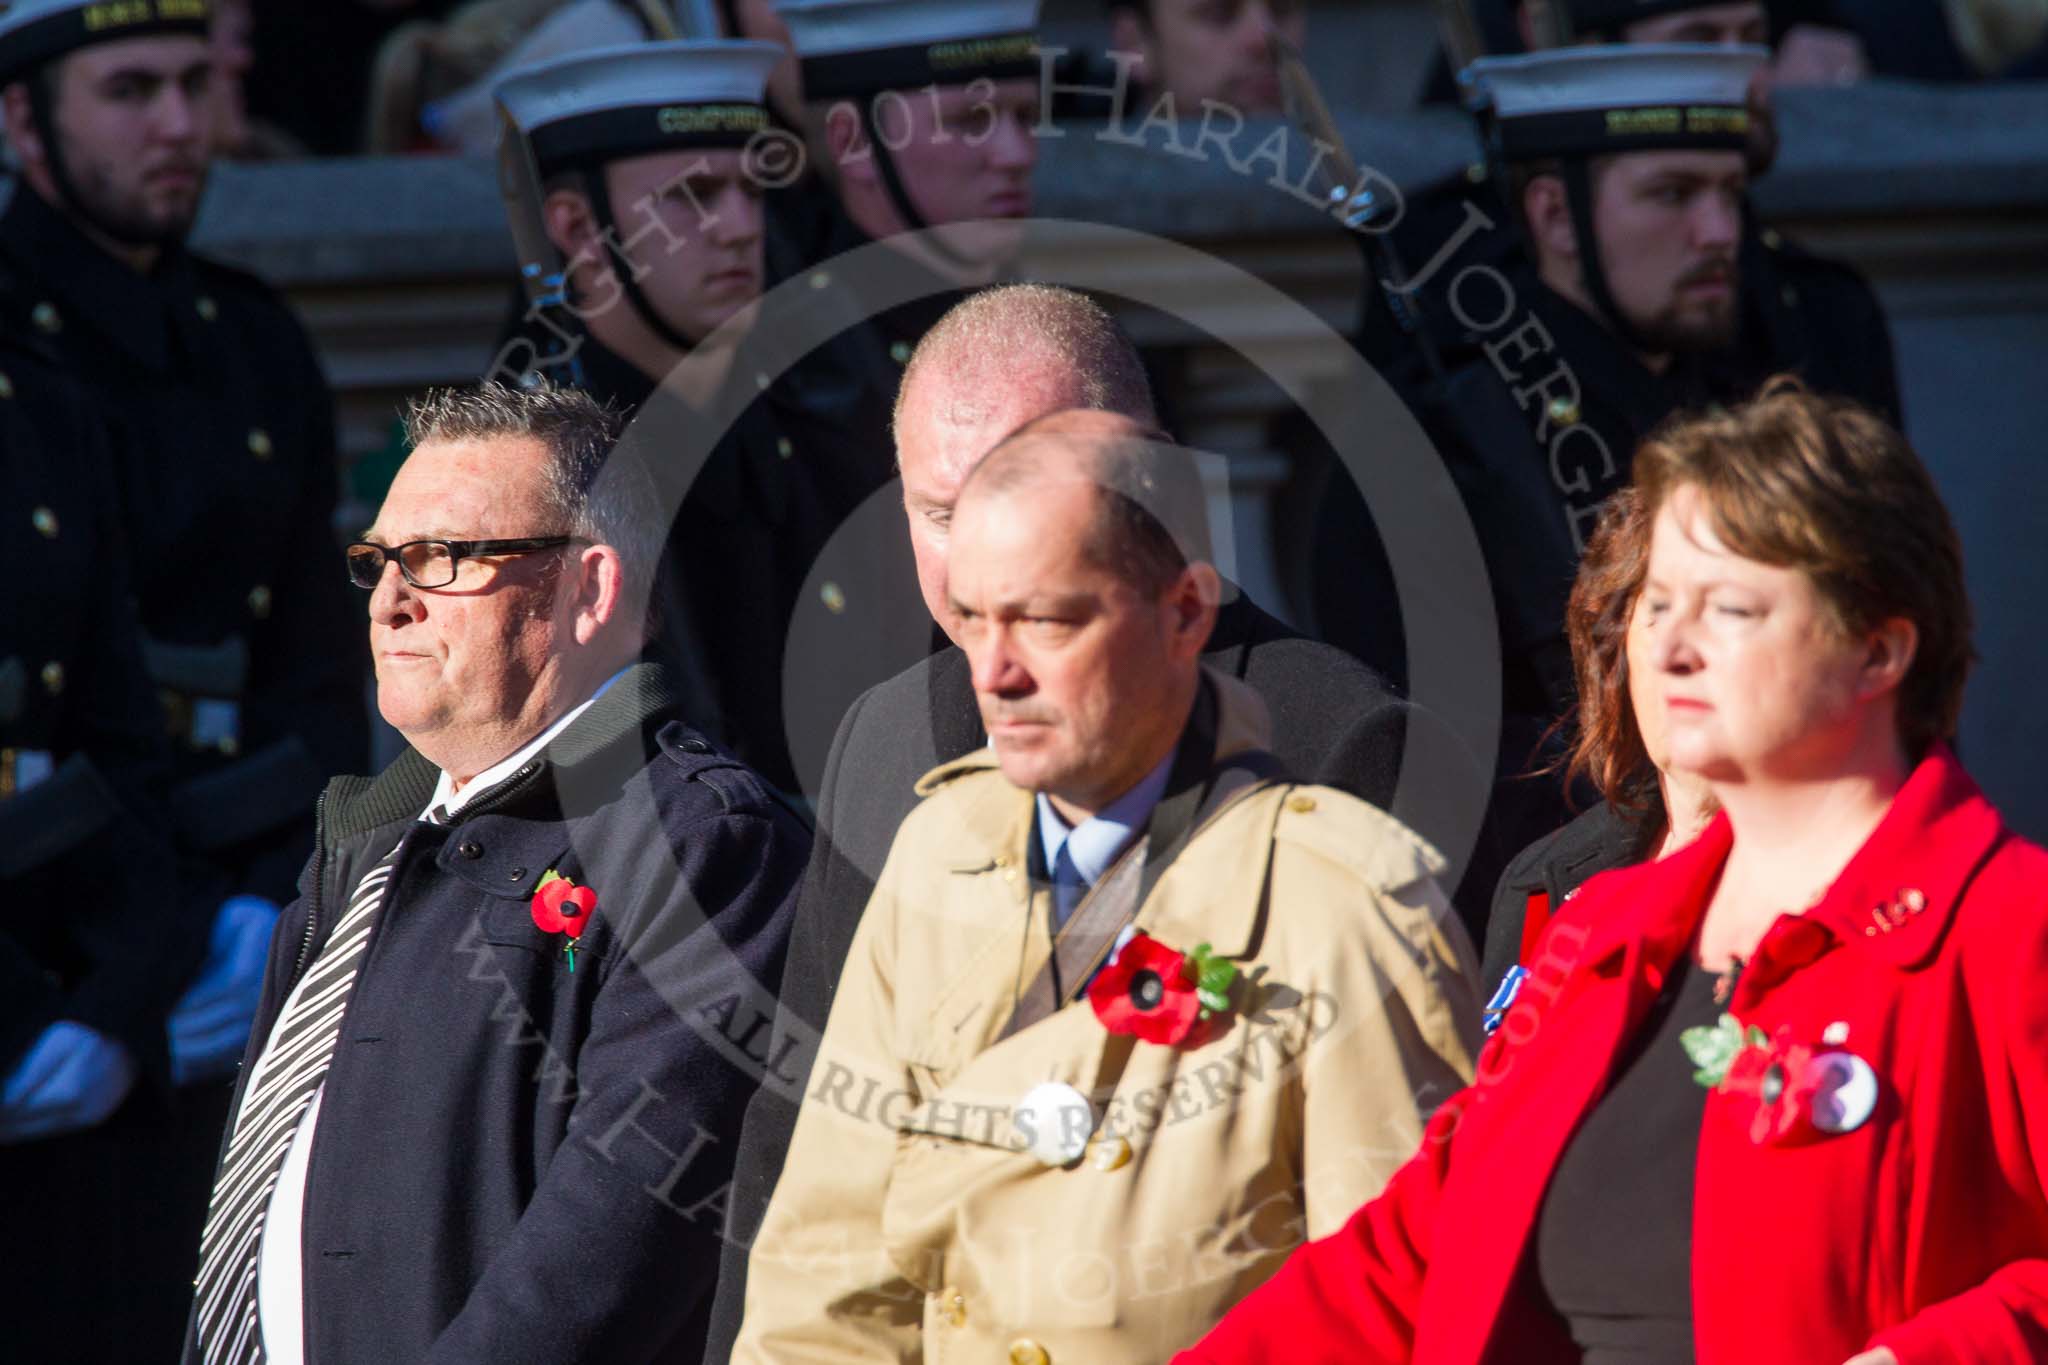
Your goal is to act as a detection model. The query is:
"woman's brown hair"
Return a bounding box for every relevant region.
[1563,487,1657,812]
[1631,377,1974,762]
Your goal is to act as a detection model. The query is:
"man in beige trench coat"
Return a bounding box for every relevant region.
[733,412,1481,1364]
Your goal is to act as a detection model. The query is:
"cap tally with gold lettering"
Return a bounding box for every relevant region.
[494,39,782,179]
[777,0,1040,102]
[0,0,212,80]
[1465,43,1767,162]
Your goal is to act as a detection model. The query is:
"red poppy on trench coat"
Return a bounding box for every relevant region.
[1175,745,2048,1365]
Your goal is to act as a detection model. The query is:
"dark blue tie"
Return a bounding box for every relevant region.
[1051,840,1088,930]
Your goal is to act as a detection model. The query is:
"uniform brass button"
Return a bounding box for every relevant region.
[248,428,273,459]
[247,584,273,619]
[939,1287,967,1327]
[775,436,793,460]
[1009,1337,1050,1365]
[0,370,13,399]
[1286,793,1317,814]
[196,295,219,322]
[889,340,913,365]
[31,302,60,334]
[1761,228,1783,250]
[457,840,483,860]
[1088,1135,1132,1171]
[39,661,63,695]
[819,581,846,613]
[1546,395,1581,429]
[31,507,57,538]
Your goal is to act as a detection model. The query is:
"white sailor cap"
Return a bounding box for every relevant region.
[777,0,1040,101]
[0,0,212,80]
[495,40,781,178]
[1465,43,1766,161]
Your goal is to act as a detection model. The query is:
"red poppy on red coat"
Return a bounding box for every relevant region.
[1090,933,1204,1046]
[1724,1030,1881,1146]
[531,875,596,936]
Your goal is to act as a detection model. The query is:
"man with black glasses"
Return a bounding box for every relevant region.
[187,384,806,1365]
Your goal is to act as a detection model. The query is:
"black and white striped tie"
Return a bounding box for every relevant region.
[192,818,430,1363]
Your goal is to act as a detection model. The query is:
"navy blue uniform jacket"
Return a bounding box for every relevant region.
[183,665,806,1364]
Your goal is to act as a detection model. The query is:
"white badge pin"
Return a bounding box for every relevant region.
[1808,1051,1879,1134]
[1015,1081,1094,1167]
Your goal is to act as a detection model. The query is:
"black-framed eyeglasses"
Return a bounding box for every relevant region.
[344,537,579,590]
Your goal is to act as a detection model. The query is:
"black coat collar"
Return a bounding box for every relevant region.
[0,184,205,373]
[320,662,689,847]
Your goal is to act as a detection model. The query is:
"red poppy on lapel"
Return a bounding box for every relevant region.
[531,870,595,970]
[1089,933,1236,1046]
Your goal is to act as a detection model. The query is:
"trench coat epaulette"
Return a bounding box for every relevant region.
[1271,783,1449,897]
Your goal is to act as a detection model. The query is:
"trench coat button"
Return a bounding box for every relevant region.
[40,661,63,695]
[458,840,483,860]
[248,584,273,619]
[31,302,59,334]
[820,581,846,613]
[508,866,527,881]
[889,340,913,366]
[1009,1337,1050,1365]
[0,370,13,399]
[248,428,274,459]
[1017,1081,1093,1166]
[197,295,219,322]
[776,436,793,460]
[1087,1135,1132,1171]
[31,507,57,538]
[1286,793,1317,814]
[676,736,710,754]
[939,1287,967,1327]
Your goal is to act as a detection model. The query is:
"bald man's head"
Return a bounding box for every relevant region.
[961,408,1213,597]
[894,284,1160,637]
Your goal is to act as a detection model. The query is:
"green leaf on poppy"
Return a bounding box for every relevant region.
[1188,942,1238,1018]
[1680,1012,1750,1088]
[536,868,566,890]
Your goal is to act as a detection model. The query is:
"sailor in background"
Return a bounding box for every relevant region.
[494,39,858,796]
[771,0,1043,412]
[0,4,366,986]
[1322,46,1767,858]
[0,0,367,1354]
[0,343,215,1358]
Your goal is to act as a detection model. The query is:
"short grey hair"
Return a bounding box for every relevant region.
[891,283,1158,440]
[401,383,665,607]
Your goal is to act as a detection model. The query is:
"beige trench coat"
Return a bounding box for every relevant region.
[734,672,1480,1364]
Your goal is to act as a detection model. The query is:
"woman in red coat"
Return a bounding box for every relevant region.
[1177,380,2048,1365]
